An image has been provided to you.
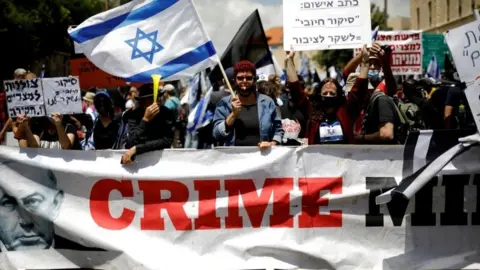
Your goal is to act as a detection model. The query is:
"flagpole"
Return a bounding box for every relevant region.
[187,0,234,97]
[216,57,235,97]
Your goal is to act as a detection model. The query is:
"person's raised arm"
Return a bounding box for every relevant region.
[347,45,370,108]
[343,52,363,78]
[285,50,307,105]
[51,113,74,150]
[15,115,40,148]
[0,118,12,143]
[377,44,397,96]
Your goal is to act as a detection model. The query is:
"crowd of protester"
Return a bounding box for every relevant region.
[0,42,476,165]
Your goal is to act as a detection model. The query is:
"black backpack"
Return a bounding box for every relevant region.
[362,91,409,144]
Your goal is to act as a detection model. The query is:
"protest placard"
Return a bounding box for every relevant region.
[445,20,480,83]
[3,78,46,118]
[354,30,423,75]
[42,77,83,115]
[463,83,480,134]
[70,57,140,89]
[283,0,372,51]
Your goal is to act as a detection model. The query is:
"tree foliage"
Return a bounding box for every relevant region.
[313,4,392,69]
[0,0,104,80]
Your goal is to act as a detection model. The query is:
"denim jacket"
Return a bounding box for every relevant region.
[212,93,284,146]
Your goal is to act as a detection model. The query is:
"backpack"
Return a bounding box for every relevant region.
[362,91,410,144]
[397,101,425,131]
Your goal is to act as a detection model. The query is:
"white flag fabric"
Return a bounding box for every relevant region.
[426,55,440,79]
[68,0,218,82]
[256,51,283,77]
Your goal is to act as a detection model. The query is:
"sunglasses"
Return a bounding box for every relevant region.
[236,76,253,81]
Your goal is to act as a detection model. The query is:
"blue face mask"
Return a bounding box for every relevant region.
[368,70,381,81]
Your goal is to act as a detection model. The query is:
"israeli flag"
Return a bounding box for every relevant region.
[298,55,310,81]
[426,55,440,79]
[187,73,213,132]
[371,25,379,41]
[68,0,218,82]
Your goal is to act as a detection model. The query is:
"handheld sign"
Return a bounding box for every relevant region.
[463,83,480,134]
[444,20,480,83]
[3,78,45,118]
[283,0,372,51]
[42,77,83,115]
[353,30,423,75]
[445,20,480,134]
[152,74,161,102]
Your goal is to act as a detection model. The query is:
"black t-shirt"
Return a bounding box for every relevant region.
[234,104,260,146]
[93,115,121,150]
[32,123,81,150]
[364,94,399,144]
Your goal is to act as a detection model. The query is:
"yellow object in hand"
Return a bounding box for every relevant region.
[152,74,162,102]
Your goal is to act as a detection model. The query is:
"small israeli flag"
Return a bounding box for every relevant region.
[298,55,310,81]
[371,25,379,41]
[187,72,213,132]
[426,55,440,79]
[68,0,218,82]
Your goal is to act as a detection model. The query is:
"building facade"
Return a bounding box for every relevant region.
[388,17,412,30]
[411,0,479,33]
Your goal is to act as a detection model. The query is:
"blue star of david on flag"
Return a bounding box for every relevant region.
[125,28,164,64]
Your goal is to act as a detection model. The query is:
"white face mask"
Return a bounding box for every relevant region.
[276,97,283,107]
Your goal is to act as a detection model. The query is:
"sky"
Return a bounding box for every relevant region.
[195,0,411,53]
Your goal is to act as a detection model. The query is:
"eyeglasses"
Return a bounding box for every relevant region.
[236,76,253,81]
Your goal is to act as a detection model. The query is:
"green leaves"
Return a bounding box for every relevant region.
[0,0,103,80]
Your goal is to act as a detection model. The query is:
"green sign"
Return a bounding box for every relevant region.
[422,33,450,71]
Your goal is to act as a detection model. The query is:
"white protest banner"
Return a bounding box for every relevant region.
[445,20,480,83]
[0,145,479,270]
[2,78,45,118]
[354,30,423,75]
[42,77,83,115]
[464,83,480,134]
[283,0,372,51]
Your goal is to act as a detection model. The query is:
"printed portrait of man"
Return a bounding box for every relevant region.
[0,161,63,251]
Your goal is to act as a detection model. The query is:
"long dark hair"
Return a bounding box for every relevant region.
[313,78,345,99]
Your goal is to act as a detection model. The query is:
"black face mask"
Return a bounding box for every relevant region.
[311,95,343,109]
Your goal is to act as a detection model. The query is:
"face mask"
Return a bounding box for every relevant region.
[312,95,342,109]
[368,70,381,82]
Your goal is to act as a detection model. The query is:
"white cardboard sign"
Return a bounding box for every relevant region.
[2,77,83,118]
[445,20,480,83]
[283,0,372,51]
[3,78,46,117]
[42,77,83,115]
